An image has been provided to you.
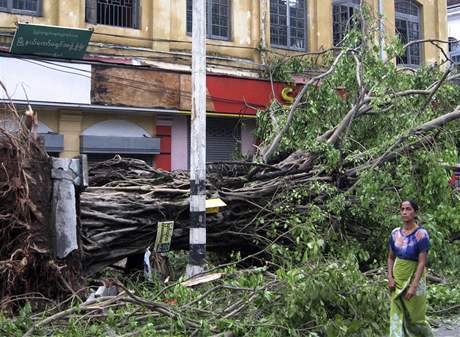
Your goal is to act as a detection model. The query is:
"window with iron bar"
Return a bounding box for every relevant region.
[0,0,41,15]
[395,0,421,66]
[270,0,307,51]
[332,0,361,46]
[86,0,140,29]
[186,0,231,41]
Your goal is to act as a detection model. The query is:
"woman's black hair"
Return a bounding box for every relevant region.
[400,200,419,212]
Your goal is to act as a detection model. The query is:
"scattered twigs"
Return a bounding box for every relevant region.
[22,293,127,337]
[429,304,460,315]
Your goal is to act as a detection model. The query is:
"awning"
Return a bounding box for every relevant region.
[80,135,160,154]
[39,133,64,153]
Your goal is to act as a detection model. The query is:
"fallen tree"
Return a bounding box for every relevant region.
[81,107,460,274]
[0,103,82,311]
[81,20,460,274]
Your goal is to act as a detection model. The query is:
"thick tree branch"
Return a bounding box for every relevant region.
[261,49,350,163]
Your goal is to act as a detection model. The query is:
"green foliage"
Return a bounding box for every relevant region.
[255,3,460,272]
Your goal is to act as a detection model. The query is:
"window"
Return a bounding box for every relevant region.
[86,0,140,29]
[332,0,360,46]
[270,0,307,50]
[450,37,460,65]
[395,0,421,66]
[186,0,231,40]
[0,0,41,15]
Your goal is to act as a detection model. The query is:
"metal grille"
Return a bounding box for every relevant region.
[186,0,230,40]
[0,0,40,14]
[270,0,306,51]
[96,0,138,28]
[395,0,421,66]
[332,0,360,46]
[395,0,419,18]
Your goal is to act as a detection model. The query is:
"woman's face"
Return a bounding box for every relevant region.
[400,201,416,223]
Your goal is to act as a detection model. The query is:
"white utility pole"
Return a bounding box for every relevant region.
[186,0,207,278]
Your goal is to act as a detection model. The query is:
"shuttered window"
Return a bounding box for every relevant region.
[0,0,41,15]
[86,0,140,29]
[188,117,241,165]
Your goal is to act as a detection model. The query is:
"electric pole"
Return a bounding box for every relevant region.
[186,0,207,278]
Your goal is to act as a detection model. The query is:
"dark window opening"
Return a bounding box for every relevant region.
[270,0,307,51]
[395,0,421,66]
[186,0,231,40]
[0,0,41,15]
[86,0,139,29]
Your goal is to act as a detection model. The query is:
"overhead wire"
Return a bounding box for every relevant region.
[0,25,258,51]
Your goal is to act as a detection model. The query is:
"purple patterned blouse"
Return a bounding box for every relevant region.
[388,226,430,261]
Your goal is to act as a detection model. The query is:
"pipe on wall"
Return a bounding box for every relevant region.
[378,0,385,61]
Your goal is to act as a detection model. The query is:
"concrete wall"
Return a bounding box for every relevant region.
[171,115,189,171]
[0,57,91,104]
[0,0,448,67]
[448,5,460,39]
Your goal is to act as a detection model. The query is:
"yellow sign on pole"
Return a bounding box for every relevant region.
[205,198,227,214]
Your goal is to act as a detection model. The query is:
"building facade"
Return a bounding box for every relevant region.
[0,0,448,170]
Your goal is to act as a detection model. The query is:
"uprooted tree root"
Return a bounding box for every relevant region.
[0,106,82,312]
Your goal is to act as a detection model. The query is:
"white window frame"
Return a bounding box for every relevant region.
[0,0,41,16]
[332,0,361,46]
[270,0,308,51]
[186,0,231,41]
[395,0,422,66]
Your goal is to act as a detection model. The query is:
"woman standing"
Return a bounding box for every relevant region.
[387,200,433,337]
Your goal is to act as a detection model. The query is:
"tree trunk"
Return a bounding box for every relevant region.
[80,154,325,275]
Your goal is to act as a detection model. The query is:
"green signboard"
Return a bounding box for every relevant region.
[10,23,92,59]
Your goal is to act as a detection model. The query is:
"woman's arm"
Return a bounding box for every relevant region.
[387,249,396,290]
[404,251,428,300]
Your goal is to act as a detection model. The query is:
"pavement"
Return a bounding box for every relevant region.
[435,326,460,337]
[434,316,460,337]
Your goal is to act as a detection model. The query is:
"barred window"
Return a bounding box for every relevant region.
[0,0,41,15]
[395,0,421,66]
[86,0,140,29]
[270,0,307,51]
[186,0,231,40]
[332,0,360,46]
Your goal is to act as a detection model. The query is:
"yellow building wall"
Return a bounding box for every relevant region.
[38,110,58,132]
[0,0,449,158]
[0,0,448,65]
